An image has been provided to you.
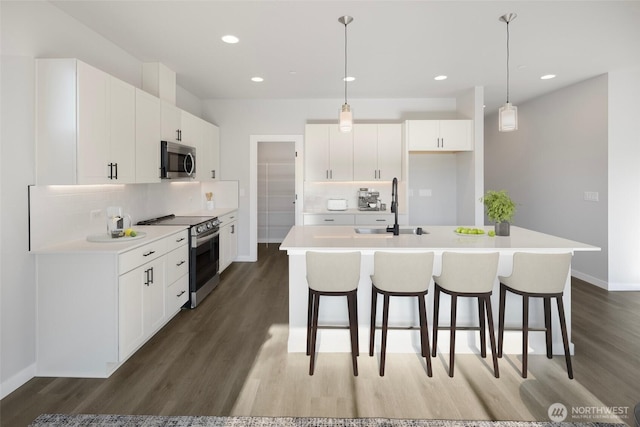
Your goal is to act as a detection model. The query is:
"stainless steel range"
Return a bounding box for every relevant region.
[137,214,220,308]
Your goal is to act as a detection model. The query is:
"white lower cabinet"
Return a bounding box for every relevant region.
[355,214,394,225]
[219,211,238,273]
[36,228,188,378]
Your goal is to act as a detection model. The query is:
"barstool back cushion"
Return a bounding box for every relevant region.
[372,251,434,293]
[435,252,499,293]
[499,252,572,294]
[306,251,361,292]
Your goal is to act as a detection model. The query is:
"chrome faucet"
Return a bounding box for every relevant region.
[386,177,400,236]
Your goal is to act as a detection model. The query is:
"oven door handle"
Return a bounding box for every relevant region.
[194,230,219,246]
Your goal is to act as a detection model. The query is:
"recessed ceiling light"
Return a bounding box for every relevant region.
[251,76,264,82]
[434,75,448,81]
[343,76,355,82]
[221,35,239,44]
[541,74,556,80]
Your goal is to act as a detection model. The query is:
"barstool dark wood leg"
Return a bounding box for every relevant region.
[484,295,500,378]
[522,294,529,378]
[449,294,458,377]
[369,287,377,357]
[478,298,486,358]
[307,290,313,356]
[353,292,359,356]
[380,294,390,376]
[417,294,433,376]
[309,291,320,375]
[498,284,506,358]
[432,285,440,357]
[347,292,359,376]
[544,296,552,359]
[556,294,574,379]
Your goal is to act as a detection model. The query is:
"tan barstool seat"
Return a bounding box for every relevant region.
[432,252,500,378]
[306,251,361,376]
[498,252,573,379]
[369,251,435,376]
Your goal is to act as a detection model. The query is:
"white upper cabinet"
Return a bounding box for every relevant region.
[353,124,402,181]
[160,100,183,143]
[304,124,353,181]
[36,59,135,184]
[406,119,473,151]
[199,120,220,181]
[135,89,161,183]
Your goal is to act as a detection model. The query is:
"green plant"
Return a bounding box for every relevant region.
[481,190,516,223]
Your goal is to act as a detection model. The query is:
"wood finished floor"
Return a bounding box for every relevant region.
[1,244,639,426]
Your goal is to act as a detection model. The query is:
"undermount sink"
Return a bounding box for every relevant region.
[354,227,427,235]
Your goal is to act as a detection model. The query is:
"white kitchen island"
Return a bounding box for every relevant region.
[279,225,599,356]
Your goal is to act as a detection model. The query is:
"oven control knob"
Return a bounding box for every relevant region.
[207,222,212,229]
[196,225,203,233]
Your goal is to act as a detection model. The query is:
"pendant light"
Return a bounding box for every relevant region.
[338,15,353,133]
[498,13,518,132]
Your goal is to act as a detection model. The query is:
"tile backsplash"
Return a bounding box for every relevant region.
[29,180,237,250]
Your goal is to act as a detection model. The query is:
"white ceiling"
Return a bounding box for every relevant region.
[50,0,640,112]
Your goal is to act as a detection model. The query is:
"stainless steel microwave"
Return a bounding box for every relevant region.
[160,141,196,179]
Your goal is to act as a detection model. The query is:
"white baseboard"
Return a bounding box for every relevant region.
[572,269,608,290]
[1,362,35,399]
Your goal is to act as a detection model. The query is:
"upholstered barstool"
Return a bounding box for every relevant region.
[369,251,434,376]
[432,252,500,378]
[498,252,574,379]
[306,251,361,376]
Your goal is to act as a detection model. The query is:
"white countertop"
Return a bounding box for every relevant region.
[280,225,600,253]
[32,225,188,254]
[186,207,237,217]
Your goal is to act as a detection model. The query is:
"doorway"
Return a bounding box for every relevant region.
[249,135,303,261]
[258,141,295,245]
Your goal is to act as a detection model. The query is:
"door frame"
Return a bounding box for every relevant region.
[250,134,303,261]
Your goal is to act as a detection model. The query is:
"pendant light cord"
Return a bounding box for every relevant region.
[344,21,348,105]
[505,21,510,103]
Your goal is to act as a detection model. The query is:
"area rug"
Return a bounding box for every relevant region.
[28,415,627,427]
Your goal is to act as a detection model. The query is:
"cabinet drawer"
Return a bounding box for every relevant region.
[166,229,189,252]
[218,211,237,227]
[303,214,355,225]
[167,244,189,284]
[119,238,168,275]
[355,214,394,225]
[166,274,189,315]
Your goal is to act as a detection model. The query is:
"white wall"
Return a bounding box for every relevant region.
[485,75,609,287]
[608,66,640,291]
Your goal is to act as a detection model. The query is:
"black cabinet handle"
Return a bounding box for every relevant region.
[177,260,186,266]
[143,250,156,257]
[114,162,118,180]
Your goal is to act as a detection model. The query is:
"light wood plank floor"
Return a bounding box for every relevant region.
[2,244,638,426]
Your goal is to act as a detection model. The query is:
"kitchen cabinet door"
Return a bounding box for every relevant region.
[135,89,161,183]
[328,125,353,181]
[180,110,201,149]
[219,211,238,272]
[118,265,145,360]
[353,124,379,181]
[406,120,440,151]
[108,76,136,183]
[376,124,402,180]
[161,100,182,142]
[439,120,473,151]
[118,256,166,360]
[76,60,110,184]
[199,120,220,181]
[304,124,331,181]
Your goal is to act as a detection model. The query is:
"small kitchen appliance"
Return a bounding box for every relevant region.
[106,206,131,238]
[358,188,380,211]
[137,214,220,308]
[327,199,348,211]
